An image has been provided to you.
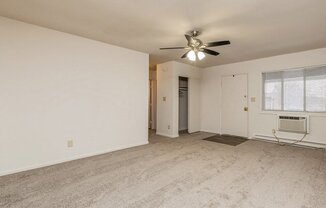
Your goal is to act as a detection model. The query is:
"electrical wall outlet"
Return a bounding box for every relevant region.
[67,140,74,148]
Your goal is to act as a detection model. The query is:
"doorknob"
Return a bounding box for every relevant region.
[244,107,248,111]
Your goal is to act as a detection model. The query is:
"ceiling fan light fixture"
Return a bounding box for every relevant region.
[160,30,230,61]
[197,51,205,60]
[187,50,196,61]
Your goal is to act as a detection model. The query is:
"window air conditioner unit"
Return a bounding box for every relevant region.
[278,115,309,133]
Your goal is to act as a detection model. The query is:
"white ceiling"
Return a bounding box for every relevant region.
[1,0,326,68]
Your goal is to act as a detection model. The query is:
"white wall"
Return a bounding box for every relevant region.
[157,61,201,137]
[0,17,149,176]
[188,78,201,133]
[201,48,326,146]
[157,62,174,136]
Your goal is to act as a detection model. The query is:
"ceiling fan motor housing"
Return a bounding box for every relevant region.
[188,38,203,50]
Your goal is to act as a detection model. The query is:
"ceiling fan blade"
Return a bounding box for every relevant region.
[160,47,187,50]
[185,34,192,42]
[202,48,220,56]
[205,40,231,47]
[181,51,190,59]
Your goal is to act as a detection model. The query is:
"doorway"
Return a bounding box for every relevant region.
[221,74,248,138]
[179,77,188,133]
[148,79,157,130]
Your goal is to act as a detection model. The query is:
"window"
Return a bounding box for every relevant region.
[283,70,304,111]
[306,67,326,111]
[263,72,282,110]
[263,66,326,112]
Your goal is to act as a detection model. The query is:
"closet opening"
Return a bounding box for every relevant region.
[178,77,188,134]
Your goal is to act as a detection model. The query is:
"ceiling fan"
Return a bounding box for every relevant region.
[160,30,230,61]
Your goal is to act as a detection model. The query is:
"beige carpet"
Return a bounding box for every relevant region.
[1,132,326,208]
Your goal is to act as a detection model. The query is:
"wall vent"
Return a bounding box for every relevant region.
[278,115,309,133]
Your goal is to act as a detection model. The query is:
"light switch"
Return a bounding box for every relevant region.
[251,97,256,102]
[163,97,166,101]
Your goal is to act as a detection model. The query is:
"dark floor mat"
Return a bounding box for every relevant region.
[203,134,248,146]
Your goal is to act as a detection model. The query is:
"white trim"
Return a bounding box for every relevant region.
[254,134,326,149]
[0,141,148,177]
[200,130,221,135]
[156,132,179,138]
[261,63,326,74]
[259,111,326,117]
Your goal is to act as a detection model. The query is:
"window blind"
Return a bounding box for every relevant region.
[262,66,326,112]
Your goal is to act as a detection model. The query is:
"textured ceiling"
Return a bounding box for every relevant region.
[1,0,326,68]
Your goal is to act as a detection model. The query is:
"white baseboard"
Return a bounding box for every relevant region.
[200,130,220,134]
[254,134,326,149]
[0,140,148,177]
[156,132,179,138]
[200,129,221,134]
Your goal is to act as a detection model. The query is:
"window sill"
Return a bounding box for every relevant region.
[259,110,326,117]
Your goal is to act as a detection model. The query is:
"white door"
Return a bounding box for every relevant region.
[221,74,248,138]
[188,78,200,133]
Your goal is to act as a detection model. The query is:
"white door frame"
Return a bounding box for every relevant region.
[175,76,200,135]
[148,79,157,129]
[220,73,249,138]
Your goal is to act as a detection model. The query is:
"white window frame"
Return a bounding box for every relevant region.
[261,64,326,113]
